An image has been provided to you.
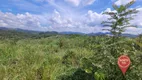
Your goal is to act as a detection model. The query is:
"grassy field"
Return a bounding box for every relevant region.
[0,35,92,80]
[0,34,142,80]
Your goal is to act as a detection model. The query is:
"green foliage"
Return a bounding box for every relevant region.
[94,72,105,80]
[81,36,142,80]
[0,33,141,80]
[94,1,141,79]
[0,34,93,80]
[60,68,96,80]
[0,1,141,80]
[102,0,138,38]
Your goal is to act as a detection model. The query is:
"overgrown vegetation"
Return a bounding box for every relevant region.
[0,0,142,80]
[0,34,142,80]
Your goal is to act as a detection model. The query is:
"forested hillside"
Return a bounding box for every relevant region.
[0,29,60,40]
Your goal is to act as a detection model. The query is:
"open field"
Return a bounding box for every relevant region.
[0,32,142,80]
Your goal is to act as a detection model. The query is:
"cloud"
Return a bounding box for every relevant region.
[64,0,81,6]
[64,0,95,6]
[82,0,96,6]
[46,9,112,33]
[46,9,107,33]
[0,7,142,34]
[131,8,142,27]
[49,10,73,27]
[84,10,110,26]
[83,8,142,34]
[115,0,135,6]
[0,11,46,31]
[0,20,8,27]
[125,27,142,35]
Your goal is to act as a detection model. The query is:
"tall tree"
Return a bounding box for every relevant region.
[102,0,138,39]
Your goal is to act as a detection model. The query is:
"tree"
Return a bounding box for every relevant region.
[97,1,141,79]
[102,0,138,40]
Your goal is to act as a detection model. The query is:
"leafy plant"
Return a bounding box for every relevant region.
[102,0,138,40]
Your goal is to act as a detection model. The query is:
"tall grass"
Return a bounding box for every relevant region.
[0,35,93,80]
[0,35,142,80]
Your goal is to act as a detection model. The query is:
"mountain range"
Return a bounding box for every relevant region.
[0,27,138,37]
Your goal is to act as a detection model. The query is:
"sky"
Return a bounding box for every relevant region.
[0,0,142,34]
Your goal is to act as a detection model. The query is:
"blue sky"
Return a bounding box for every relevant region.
[0,0,142,34]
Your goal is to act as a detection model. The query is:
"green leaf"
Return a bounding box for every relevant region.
[85,68,92,73]
[94,72,105,80]
[119,9,138,16]
[117,5,126,13]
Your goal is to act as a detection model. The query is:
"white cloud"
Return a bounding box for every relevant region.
[0,11,46,31]
[49,10,74,28]
[124,27,142,35]
[115,0,135,6]
[0,20,8,27]
[83,8,142,34]
[0,7,142,34]
[82,0,95,6]
[64,0,95,6]
[84,10,110,26]
[131,8,142,27]
[65,0,81,6]
[47,9,105,33]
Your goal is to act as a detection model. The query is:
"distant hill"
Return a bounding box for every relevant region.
[88,32,110,36]
[0,27,10,30]
[0,28,35,39]
[88,32,138,37]
[0,27,138,39]
[0,27,61,39]
[15,28,41,34]
[60,31,85,35]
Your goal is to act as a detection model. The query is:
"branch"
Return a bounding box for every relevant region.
[125,0,135,8]
[119,9,138,16]
[101,21,115,24]
[102,29,111,31]
[103,12,117,16]
[102,25,113,27]
[123,25,137,28]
